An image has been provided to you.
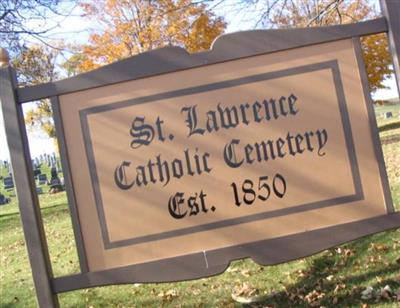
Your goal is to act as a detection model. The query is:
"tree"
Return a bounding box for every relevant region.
[13,46,61,139]
[19,0,225,138]
[73,0,226,73]
[1,1,76,142]
[13,45,60,86]
[0,0,75,53]
[234,0,392,93]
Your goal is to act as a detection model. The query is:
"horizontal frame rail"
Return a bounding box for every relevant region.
[51,213,400,294]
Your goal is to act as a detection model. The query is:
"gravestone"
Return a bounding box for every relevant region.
[384,111,393,118]
[48,167,64,193]
[33,169,41,178]
[3,176,14,190]
[38,174,48,185]
[51,156,57,168]
[0,192,10,205]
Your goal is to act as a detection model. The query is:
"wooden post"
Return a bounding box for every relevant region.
[0,48,59,307]
[380,0,400,94]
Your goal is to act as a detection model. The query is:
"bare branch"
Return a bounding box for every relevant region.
[305,0,343,26]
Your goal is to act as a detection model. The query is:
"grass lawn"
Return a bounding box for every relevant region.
[375,102,400,118]
[0,104,399,307]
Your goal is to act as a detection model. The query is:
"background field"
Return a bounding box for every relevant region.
[0,103,399,307]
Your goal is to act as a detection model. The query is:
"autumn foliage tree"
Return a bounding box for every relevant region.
[23,0,225,139]
[13,46,59,86]
[74,0,226,73]
[17,0,393,141]
[13,46,60,139]
[253,0,392,93]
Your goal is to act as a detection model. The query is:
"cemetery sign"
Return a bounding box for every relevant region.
[60,40,394,271]
[0,1,399,306]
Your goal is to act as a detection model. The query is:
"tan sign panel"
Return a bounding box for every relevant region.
[59,39,392,271]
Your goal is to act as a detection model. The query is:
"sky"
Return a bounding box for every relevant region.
[0,1,399,161]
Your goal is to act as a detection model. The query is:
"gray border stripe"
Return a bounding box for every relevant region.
[107,194,361,248]
[51,97,89,272]
[352,38,395,213]
[81,61,339,115]
[80,60,363,249]
[80,110,111,245]
[331,62,363,197]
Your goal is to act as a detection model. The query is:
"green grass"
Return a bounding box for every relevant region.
[377,103,400,209]
[1,106,399,307]
[375,103,400,123]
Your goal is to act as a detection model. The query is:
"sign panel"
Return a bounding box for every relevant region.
[59,39,392,271]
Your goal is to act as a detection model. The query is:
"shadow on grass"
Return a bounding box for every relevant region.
[381,133,400,146]
[0,202,68,221]
[379,121,400,133]
[269,274,396,307]
[258,231,400,307]
[1,303,20,308]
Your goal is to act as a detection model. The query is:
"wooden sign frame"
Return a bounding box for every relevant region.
[0,1,399,306]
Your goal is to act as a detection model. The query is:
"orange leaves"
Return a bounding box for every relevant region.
[157,289,178,301]
[361,34,393,93]
[73,0,226,73]
[12,45,59,86]
[231,282,267,304]
[268,0,393,94]
[186,13,225,53]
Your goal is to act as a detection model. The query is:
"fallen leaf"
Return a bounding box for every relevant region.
[379,285,393,300]
[334,283,346,294]
[395,289,400,301]
[296,269,309,278]
[369,243,389,252]
[191,288,201,296]
[158,289,178,301]
[343,248,355,257]
[231,282,267,304]
[304,289,325,304]
[232,282,255,297]
[241,269,251,277]
[326,275,334,282]
[226,267,239,273]
[361,286,374,300]
[211,284,219,291]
